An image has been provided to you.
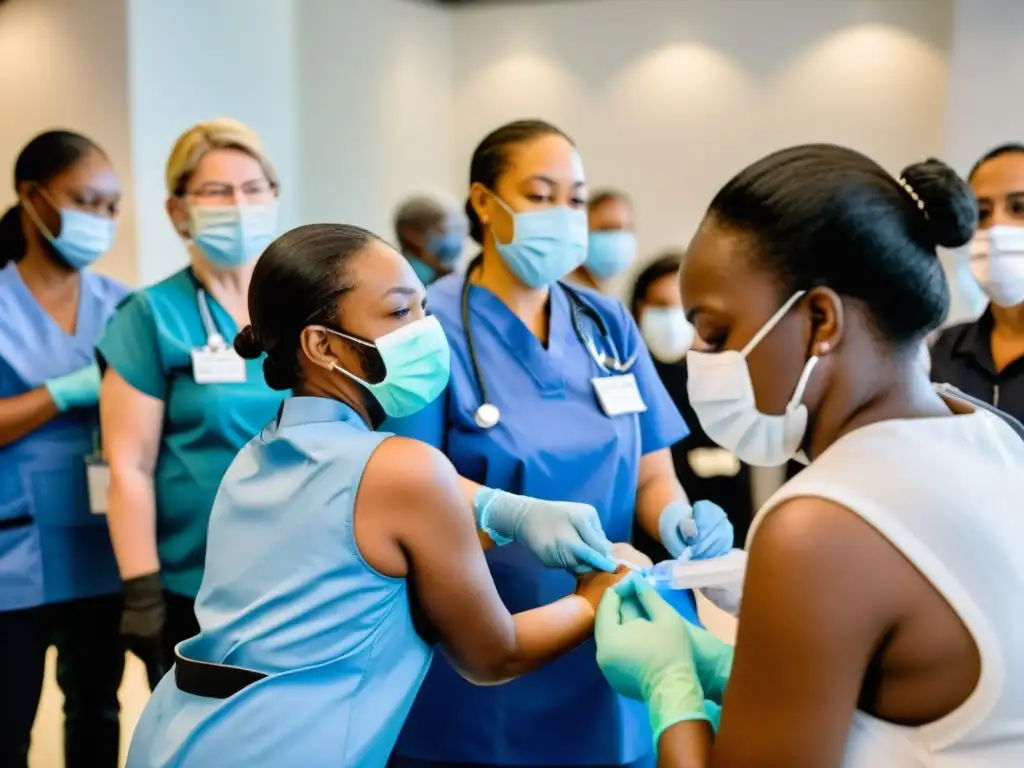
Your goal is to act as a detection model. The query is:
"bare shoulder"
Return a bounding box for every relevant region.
[746,496,909,623]
[361,435,463,517]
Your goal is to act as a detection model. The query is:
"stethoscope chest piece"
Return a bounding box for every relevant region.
[474,403,501,429]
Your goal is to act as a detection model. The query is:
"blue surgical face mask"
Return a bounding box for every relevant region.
[328,316,451,419]
[490,195,588,288]
[23,192,115,269]
[586,230,637,281]
[189,202,278,269]
[426,230,464,266]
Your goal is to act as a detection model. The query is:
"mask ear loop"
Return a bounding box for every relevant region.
[488,193,518,246]
[740,290,807,358]
[786,355,820,411]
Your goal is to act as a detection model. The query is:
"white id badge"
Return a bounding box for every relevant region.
[86,460,110,515]
[191,347,247,384]
[592,373,647,417]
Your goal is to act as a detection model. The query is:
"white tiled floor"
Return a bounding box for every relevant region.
[28,597,736,767]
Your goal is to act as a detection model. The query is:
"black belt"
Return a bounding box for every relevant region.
[174,647,268,699]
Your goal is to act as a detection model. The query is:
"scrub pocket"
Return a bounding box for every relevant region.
[22,464,99,528]
[0,516,45,608]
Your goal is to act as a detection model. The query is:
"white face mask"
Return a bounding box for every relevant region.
[969,225,1024,308]
[640,307,694,363]
[685,291,820,467]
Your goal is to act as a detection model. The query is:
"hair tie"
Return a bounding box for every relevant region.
[898,178,928,219]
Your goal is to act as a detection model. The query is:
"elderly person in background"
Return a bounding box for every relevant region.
[393,193,467,285]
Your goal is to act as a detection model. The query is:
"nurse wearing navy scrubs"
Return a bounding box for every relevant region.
[389,120,734,768]
[97,118,286,688]
[0,131,127,768]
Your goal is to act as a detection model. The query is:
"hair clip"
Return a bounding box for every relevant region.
[898,178,928,217]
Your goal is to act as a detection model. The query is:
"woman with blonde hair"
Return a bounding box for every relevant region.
[97,118,286,687]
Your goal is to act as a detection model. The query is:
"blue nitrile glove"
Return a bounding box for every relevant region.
[473,487,617,574]
[45,362,102,412]
[659,499,734,560]
[596,577,712,744]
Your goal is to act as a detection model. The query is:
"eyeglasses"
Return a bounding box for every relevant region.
[185,181,277,205]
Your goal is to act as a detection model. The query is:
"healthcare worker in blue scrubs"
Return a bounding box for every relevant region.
[567,188,638,291]
[389,120,734,768]
[97,118,286,689]
[0,131,127,768]
[393,193,467,286]
[126,222,633,768]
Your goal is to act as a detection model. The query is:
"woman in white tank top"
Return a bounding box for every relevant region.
[593,144,1024,766]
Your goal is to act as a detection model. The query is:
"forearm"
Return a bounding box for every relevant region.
[636,461,689,542]
[0,389,60,447]
[106,466,161,578]
[658,721,713,768]
[458,474,498,551]
[493,595,594,683]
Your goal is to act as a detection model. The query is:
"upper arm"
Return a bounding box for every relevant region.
[100,369,164,475]
[359,437,514,681]
[96,293,168,401]
[380,387,447,449]
[618,304,689,453]
[712,499,903,767]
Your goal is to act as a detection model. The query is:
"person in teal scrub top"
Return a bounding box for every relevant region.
[567,188,637,290]
[388,120,734,768]
[126,222,633,768]
[97,118,285,688]
[0,130,126,768]
[393,193,467,285]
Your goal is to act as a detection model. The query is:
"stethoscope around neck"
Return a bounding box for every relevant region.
[461,254,637,429]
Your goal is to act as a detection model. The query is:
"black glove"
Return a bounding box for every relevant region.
[121,572,167,686]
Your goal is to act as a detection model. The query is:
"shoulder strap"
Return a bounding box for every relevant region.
[934,382,1024,441]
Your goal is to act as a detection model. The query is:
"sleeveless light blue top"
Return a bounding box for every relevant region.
[126,397,433,767]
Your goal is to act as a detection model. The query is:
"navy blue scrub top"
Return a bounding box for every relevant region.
[0,262,126,611]
[931,307,1024,422]
[387,275,689,767]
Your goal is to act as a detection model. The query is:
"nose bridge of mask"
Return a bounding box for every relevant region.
[739,290,807,358]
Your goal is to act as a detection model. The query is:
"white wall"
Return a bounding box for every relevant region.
[295,0,457,241]
[0,0,136,283]
[126,0,300,286]
[453,0,954,299]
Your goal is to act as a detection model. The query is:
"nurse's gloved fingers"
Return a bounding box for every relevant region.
[660,523,690,560]
[633,579,679,623]
[578,510,614,555]
[595,587,625,636]
[570,541,618,574]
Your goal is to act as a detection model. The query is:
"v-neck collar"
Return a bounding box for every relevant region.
[466,280,576,392]
[6,262,95,344]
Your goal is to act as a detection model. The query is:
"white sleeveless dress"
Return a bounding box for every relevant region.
[748,405,1024,766]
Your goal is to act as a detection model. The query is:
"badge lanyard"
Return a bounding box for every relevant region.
[191,288,247,385]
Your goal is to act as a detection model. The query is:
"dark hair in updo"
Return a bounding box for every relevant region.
[234,223,383,390]
[464,119,573,244]
[706,144,977,346]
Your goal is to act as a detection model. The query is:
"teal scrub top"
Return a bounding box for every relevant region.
[97,268,286,598]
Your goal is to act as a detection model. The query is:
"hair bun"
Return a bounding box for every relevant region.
[233,325,265,360]
[898,158,978,249]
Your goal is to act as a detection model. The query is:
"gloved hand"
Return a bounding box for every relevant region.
[121,572,167,685]
[45,362,101,412]
[658,499,734,560]
[473,487,616,573]
[684,622,735,704]
[595,577,712,743]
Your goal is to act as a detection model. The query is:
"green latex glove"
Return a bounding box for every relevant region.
[595,577,711,744]
[685,622,735,704]
[45,362,101,412]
